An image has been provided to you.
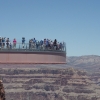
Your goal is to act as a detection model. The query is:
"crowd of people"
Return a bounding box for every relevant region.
[28,38,65,51]
[0,37,65,51]
[0,37,17,49]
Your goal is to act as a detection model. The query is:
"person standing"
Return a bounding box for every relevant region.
[53,39,57,50]
[13,38,17,49]
[22,37,25,48]
[6,38,9,48]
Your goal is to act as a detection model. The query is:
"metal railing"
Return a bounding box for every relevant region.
[0,42,66,52]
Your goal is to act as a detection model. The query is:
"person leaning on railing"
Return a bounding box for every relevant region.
[29,39,34,49]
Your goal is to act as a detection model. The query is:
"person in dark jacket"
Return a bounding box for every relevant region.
[53,39,57,50]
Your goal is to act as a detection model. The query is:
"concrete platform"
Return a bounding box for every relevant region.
[0,50,66,64]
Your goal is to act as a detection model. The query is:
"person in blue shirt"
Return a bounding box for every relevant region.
[40,40,43,45]
[46,39,49,49]
[36,40,40,50]
[39,40,43,50]
[22,37,25,48]
[22,37,25,44]
[33,38,36,43]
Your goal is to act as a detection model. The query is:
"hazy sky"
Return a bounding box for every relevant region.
[0,0,100,56]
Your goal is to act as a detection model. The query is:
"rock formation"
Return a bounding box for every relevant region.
[0,80,5,100]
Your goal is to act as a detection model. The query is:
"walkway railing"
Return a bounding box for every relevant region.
[0,43,66,52]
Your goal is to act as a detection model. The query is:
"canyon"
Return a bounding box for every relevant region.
[0,55,100,100]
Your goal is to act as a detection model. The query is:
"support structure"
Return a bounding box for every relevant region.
[0,50,66,64]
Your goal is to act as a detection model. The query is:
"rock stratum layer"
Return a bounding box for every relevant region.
[0,64,100,100]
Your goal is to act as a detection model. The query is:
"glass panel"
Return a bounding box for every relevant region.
[0,42,66,52]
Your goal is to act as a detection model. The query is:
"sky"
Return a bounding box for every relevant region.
[0,0,100,56]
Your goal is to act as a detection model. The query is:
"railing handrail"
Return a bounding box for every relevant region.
[0,42,66,52]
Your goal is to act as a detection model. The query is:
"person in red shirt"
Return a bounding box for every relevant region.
[13,38,17,48]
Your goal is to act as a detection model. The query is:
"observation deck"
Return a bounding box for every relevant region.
[0,43,66,64]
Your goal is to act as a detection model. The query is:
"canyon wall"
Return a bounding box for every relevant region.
[0,64,99,100]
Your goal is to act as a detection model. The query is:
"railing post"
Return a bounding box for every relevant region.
[19,44,20,49]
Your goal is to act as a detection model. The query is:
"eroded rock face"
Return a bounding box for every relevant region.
[0,64,99,100]
[0,80,5,100]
